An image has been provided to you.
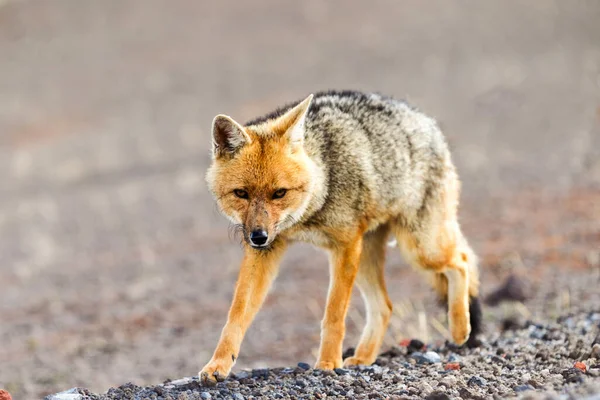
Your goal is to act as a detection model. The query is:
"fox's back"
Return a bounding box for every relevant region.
[287,91,452,232]
[243,90,455,238]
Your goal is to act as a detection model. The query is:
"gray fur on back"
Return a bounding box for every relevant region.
[247,90,453,232]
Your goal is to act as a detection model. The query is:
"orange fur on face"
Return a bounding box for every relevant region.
[207,132,313,245]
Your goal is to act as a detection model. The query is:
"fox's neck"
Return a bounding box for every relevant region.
[287,148,328,229]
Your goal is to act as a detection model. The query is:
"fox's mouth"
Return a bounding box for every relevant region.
[246,238,274,251]
[249,242,271,250]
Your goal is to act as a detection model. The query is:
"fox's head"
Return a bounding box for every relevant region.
[206,95,320,249]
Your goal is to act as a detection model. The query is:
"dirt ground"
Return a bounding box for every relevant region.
[1,1,599,399]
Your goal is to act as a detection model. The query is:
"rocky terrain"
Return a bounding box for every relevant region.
[48,304,600,399]
[1,1,599,399]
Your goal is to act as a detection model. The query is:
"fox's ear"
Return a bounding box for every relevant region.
[211,114,251,158]
[276,94,313,147]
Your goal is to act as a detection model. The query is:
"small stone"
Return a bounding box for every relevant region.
[169,378,193,386]
[448,353,461,363]
[527,379,543,389]
[408,339,425,353]
[514,384,534,392]
[444,363,460,371]
[591,343,600,359]
[491,355,506,364]
[569,350,583,359]
[424,391,451,400]
[43,388,82,400]
[233,393,244,400]
[574,362,587,372]
[334,368,349,375]
[418,381,434,394]
[342,347,355,358]
[458,387,475,399]
[467,376,487,387]
[562,368,584,383]
[200,393,211,400]
[295,379,307,388]
[251,368,269,379]
[380,347,403,358]
[233,370,251,380]
[440,376,457,387]
[412,351,441,364]
[297,362,310,370]
[0,391,12,400]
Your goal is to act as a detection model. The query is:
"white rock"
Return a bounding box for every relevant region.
[44,388,82,400]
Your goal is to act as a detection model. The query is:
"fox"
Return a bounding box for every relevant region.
[200,90,481,384]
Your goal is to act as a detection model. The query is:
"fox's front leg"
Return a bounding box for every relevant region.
[315,232,363,370]
[200,242,286,385]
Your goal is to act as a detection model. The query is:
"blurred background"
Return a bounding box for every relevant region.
[1,1,599,398]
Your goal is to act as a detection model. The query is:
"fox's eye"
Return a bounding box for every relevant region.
[233,189,249,199]
[272,189,287,199]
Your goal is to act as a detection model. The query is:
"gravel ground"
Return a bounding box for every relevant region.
[2,1,600,399]
[50,304,600,399]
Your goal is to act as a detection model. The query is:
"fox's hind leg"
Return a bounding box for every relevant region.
[394,223,478,345]
[344,224,392,367]
[392,175,480,346]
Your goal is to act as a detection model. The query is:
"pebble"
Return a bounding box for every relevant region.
[444,363,460,371]
[514,384,534,392]
[411,351,441,364]
[295,379,307,388]
[592,343,600,359]
[447,353,461,363]
[424,391,451,400]
[233,393,244,400]
[233,371,251,380]
[200,393,211,400]
[407,339,425,353]
[574,362,587,372]
[440,375,457,387]
[251,369,269,379]
[467,376,487,387]
[562,368,584,384]
[297,362,310,370]
[43,389,82,400]
[418,381,434,395]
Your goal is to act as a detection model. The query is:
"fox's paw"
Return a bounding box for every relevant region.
[199,359,231,386]
[343,356,373,367]
[314,359,343,370]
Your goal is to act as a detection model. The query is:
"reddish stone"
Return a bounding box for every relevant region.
[399,339,411,347]
[574,362,587,372]
[445,363,461,371]
[0,390,13,400]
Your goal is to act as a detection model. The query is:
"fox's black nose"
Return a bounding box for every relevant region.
[249,229,268,247]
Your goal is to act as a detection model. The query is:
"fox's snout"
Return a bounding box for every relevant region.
[244,199,275,248]
[248,229,269,248]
